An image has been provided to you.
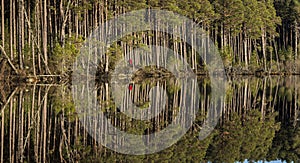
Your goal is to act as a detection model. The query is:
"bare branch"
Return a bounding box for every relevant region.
[0,45,19,74]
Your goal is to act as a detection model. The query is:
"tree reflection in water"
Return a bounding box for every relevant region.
[0,76,299,162]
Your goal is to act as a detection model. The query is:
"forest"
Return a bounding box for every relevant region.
[0,0,300,81]
[1,1,300,162]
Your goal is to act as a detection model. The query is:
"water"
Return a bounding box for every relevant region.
[0,76,299,162]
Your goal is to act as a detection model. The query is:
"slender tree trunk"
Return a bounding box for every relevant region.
[10,0,13,59]
[295,21,298,59]
[75,0,79,38]
[221,24,224,49]
[18,0,25,70]
[1,0,4,47]
[36,1,41,73]
[273,36,280,70]
[13,0,16,61]
[244,37,248,69]
[60,0,65,45]
[105,0,109,72]
[261,78,266,120]
[43,0,48,73]
[262,28,267,70]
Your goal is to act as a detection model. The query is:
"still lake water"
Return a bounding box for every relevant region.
[0,76,299,162]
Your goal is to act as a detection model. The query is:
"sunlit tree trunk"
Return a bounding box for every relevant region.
[295,21,298,59]
[1,0,4,48]
[10,0,13,59]
[261,78,266,120]
[261,28,267,70]
[18,0,25,70]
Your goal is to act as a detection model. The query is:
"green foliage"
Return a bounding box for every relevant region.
[250,51,259,68]
[51,86,76,121]
[106,42,123,71]
[267,126,300,162]
[206,109,280,162]
[261,0,281,37]
[177,0,216,26]
[166,79,181,95]
[52,36,84,73]
[158,0,179,12]
[213,0,245,35]
[275,0,300,25]
[243,0,263,39]
[120,0,147,11]
[225,82,234,103]
[279,46,293,63]
[278,86,294,102]
[220,46,233,67]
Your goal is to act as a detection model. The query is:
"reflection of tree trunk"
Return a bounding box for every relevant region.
[156,82,160,131]
[9,101,13,162]
[1,101,4,163]
[59,117,65,162]
[12,101,16,163]
[18,90,24,163]
[271,78,280,113]
[42,88,48,162]
[35,87,41,162]
[294,76,297,127]
[243,79,248,113]
[2,75,300,161]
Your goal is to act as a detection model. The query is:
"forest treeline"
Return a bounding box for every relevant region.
[0,0,300,77]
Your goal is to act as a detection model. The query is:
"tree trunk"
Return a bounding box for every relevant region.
[10,0,13,59]
[1,0,4,47]
[261,28,267,71]
[261,78,266,120]
[244,37,248,69]
[43,0,48,73]
[295,21,298,59]
[18,0,25,70]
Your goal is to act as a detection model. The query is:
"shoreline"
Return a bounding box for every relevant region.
[1,70,300,85]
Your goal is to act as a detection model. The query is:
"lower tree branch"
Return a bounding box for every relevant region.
[0,45,19,74]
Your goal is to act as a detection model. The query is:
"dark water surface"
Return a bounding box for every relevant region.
[0,76,299,162]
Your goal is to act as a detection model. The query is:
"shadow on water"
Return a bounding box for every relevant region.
[0,76,300,162]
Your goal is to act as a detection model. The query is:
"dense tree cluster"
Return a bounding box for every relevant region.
[0,0,300,76]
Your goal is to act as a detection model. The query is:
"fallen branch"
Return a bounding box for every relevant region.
[0,45,19,74]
